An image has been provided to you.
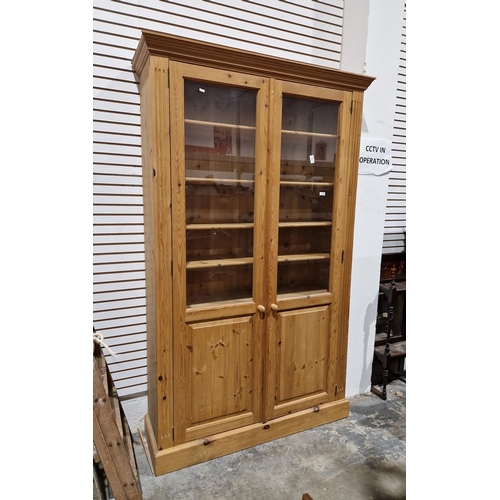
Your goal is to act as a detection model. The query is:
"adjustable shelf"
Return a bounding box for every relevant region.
[185,118,256,131]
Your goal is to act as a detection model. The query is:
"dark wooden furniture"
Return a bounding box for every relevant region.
[371,252,406,400]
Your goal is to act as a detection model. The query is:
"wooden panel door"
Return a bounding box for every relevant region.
[169,62,269,443]
[264,80,352,420]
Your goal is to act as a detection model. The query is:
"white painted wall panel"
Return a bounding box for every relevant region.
[94,288,146,302]
[93,185,143,196]
[93,169,143,180]
[342,0,406,399]
[93,100,140,117]
[94,234,144,245]
[93,111,140,128]
[93,195,144,207]
[93,0,343,67]
[93,0,344,398]
[383,5,406,253]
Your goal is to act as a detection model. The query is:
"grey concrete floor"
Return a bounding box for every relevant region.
[131,379,406,500]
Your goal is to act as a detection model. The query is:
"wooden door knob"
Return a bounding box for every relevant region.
[257,305,265,313]
[270,303,278,311]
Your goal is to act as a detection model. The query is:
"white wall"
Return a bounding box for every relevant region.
[342,0,406,397]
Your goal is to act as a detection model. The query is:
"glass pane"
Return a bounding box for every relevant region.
[278,96,339,296]
[184,80,257,306]
[278,226,331,255]
[186,182,255,224]
[281,96,338,164]
[277,260,330,296]
[187,228,253,261]
[185,82,257,126]
[185,81,257,179]
[187,265,253,306]
[279,185,333,222]
[280,160,335,184]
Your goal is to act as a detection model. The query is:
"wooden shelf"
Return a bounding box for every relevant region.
[187,257,253,269]
[278,253,330,263]
[187,223,254,230]
[186,177,254,186]
[281,129,338,139]
[185,118,256,131]
[279,181,333,187]
[187,253,330,269]
[187,222,333,235]
[278,221,332,228]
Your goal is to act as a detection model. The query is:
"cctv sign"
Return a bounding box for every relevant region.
[358,138,392,176]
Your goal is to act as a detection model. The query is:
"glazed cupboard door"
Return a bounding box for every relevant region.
[264,81,352,421]
[169,62,269,444]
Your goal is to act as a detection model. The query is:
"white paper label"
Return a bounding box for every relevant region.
[358,138,392,176]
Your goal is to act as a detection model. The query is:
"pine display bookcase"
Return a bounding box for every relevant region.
[132,30,374,476]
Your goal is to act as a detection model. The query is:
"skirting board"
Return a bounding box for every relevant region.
[144,398,350,476]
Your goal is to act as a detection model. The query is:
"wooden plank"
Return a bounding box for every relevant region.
[274,391,329,416]
[186,257,254,269]
[185,301,256,323]
[281,81,347,102]
[185,177,255,186]
[263,77,283,422]
[182,316,259,440]
[171,61,269,445]
[278,221,332,228]
[110,384,124,438]
[185,411,255,442]
[281,129,337,139]
[271,306,331,418]
[93,412,139,500]
[132,31,374,91]
[95,345,108,394]
[139,55,174,450]
[276,292,332,311]
[186,223,255,230]
[93,357,142,500]
[277,253,330,263]
[150,398,349,476]
[137,426,154,476]
[170,60,191,445]
[189,317,255,424]
[278,307,329,403]
[330,90,363,400]
[252,72,270,431]
[185,118,256,130]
